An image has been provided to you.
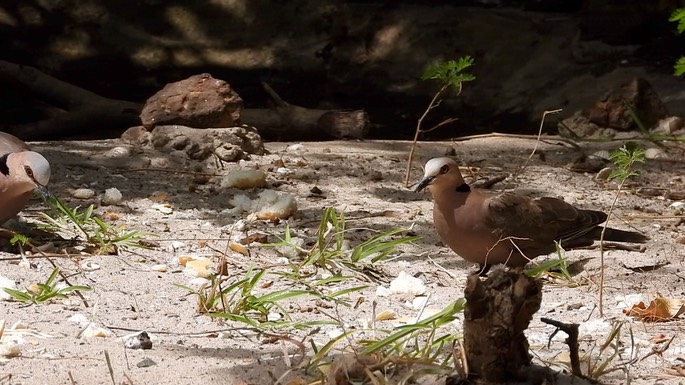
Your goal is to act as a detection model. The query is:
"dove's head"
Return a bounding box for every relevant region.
[3,151,51,198]
[414,157,466,193]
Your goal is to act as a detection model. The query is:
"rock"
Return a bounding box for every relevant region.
[140,73,243,129]
[653,116,684,135]
[102,188,123,205]
[121,126,152,146]
[71,188,96,199]
[595,167,612,181]
[586,78,668,131]
[675,235,685,246]
[388,271,426,296]
[644,147,666,160]
[123,125,264,162]
[221,169,267,189]
[124,331,154,350]
[558,111,610,139]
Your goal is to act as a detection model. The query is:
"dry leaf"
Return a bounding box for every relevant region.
[229,242,248,255]
[649,334,669,344]
[374,309,397,321]
[623,295,685,322]
[240,233,268,245]
[666,365,685,377]
[149,192,169,202]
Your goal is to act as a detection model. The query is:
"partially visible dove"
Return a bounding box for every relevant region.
[0,132,51,224]
[415,157,648,273]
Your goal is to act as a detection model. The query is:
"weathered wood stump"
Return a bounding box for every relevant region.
[462,268,542,383]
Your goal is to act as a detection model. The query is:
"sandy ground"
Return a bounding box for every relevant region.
[0,137,684,385]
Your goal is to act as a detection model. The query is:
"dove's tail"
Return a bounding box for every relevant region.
[592,227,650,243]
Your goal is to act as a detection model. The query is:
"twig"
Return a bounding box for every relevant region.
[598,145,644,318]
[640,335,675,361]
[473,175,507,190]
[404,83,451,187]
[451,131,580,149]
[426,256,456,278]
[104,350,116,385]
[261,81,288,107]
[540,318,584,378]
[68,371,77,385]
[505,109,562,189]
[125,168,221,177]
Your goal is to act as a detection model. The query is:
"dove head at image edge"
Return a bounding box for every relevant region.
[5,151,51,197]
[0,150,51,224]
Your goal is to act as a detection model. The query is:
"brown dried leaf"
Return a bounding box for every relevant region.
[149,192,169,202]
[240,233,268,245]
[623,295,685,322]
[666,365,685,377]
[228,242,248,255]
[649,334,669,344]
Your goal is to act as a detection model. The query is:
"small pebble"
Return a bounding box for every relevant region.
[125,331,153,350]
[150,264,168,272]
[310,186,323,194]
[368,170,383,181]
[286,143,305,152]
[0,341,21,358]
[644,148,665,160]
[102,188,123,205]
[595,167,612,181]
[169,241,185,252]
[151,203,173,215]
[80,323,113,338]
[80,261,101,271]
[136,358,157,367]
[104,146,132,158]
[71,188,96,199]
[655,116,683,134]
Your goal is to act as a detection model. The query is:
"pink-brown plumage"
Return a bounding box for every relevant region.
[416,157,648,272]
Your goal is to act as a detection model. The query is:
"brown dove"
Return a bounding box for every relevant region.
[0,132,51,224]
[415,157,648,273]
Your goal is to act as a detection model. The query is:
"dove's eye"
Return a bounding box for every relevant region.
[439,165,449,174]
[24,166,34,178]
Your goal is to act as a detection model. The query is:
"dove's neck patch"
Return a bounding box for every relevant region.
[0,154,9,176]
[455,183,470,192]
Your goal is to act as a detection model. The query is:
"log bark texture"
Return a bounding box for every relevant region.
[463,268,542,383]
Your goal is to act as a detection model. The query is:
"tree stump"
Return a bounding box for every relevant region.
[462,268,542,383]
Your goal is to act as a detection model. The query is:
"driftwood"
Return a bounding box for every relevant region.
[0,60,368,140]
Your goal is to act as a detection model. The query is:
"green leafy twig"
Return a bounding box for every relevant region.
[670,8,685,76]
[598,142,645,317]
[405,56,475,186]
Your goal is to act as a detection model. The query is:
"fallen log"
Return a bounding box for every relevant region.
[0,60,368,141]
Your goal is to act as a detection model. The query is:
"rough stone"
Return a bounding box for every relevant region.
[140,73,243,129]
[122,125,265,162]
[586,78,669,131]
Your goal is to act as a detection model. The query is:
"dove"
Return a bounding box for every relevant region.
[0,132,51,224]
[415,157,648,274]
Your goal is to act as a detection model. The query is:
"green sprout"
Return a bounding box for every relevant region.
[3,267,91,304]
